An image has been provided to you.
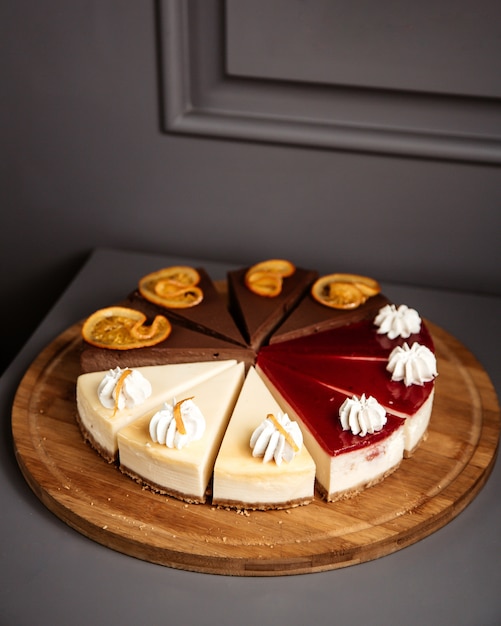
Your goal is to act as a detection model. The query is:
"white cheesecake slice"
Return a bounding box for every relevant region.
[212,367,316,510]
[117,362,245,503]
[76,360,237,461]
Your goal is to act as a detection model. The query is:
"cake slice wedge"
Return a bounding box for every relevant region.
[117,362,245,503]
[227,264,318,350]
[258,350,434,456]
[212,367,316,510]
[80,318,255,373]
[256,358,405,502]
[269,290,389,344]
[76,360,237,462]
[262,317,435,359]
[130,267,246,346]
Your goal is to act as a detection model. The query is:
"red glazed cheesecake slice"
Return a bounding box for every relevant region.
[227,264,318,350]
[261,311,436,455]
[263,317,435,359]
[258,350,434,456]
[256,358,405,501]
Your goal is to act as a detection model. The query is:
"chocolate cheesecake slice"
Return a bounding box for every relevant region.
[130,267,246,347]
[80,319,255,373]
[269,291,390,344]
[227,265,318,350]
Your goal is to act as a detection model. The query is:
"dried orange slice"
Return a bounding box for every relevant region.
[245,270,283,297]
[139,266,204,309]
[142,266,200,287]
[145,285,204,309]
[247,259,296,278]
[244,259,295,297]
[327,273,381,297]
[311,273,380,309]
[82,306,171,350]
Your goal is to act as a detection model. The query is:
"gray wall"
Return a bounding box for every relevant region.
[2,0,501,373]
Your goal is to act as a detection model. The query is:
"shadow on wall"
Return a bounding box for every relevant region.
[1,252,89,376]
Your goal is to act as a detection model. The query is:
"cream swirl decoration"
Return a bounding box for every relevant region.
[374,304,421,339]
[250,411,303,465]
[149,397,205,449]
[339,394,387,437]
[387,342,438,386]
[98,367,152,411]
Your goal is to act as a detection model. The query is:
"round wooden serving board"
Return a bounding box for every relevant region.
[11,321,500,576]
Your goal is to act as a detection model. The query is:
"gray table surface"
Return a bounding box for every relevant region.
[1,247,500,626]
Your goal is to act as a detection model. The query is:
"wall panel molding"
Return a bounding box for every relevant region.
[158,0,501,163]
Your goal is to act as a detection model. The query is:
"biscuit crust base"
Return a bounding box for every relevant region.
[212,495,313,512]
[119,464,207,505]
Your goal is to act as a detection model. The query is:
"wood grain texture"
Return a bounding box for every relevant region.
[11,321,500,576]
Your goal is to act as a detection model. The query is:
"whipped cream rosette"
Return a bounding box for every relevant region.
[387,342,438,386]
[339,394,387,436]
[374,303,422,339]
[98,367,152,411]
[250,411,303,465]
[149,397,206,450]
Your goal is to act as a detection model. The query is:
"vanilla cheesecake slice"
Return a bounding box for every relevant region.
[212,366,316,510]
[76,360,238,462]
[117,362,245,503]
